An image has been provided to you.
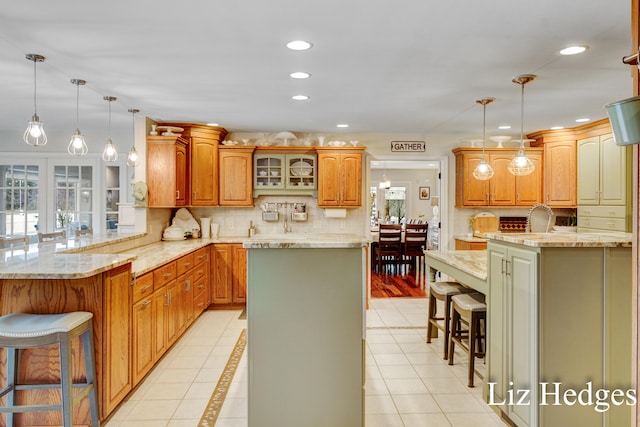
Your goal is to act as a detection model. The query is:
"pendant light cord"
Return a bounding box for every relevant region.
[75,82,80,129]
[519,81,525,150]
[32,58,38,115]
[482,102,487,159]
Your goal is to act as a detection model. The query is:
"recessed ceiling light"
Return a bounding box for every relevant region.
[290,72,311,79]
[207,122,219,126]
[286,40,313,51]
[336,124,349,128]
[550,126,564,130]
[575,118,590,123]
[560,45,589,55]
[292,95,310,101]
[498,125,511,130]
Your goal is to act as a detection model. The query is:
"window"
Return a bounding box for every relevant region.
[0,164,41,239]
[370,185,407,224]
[53,165,94,235]
[106,166,120,231]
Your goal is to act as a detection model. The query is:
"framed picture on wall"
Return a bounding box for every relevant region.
[419,186,430,200]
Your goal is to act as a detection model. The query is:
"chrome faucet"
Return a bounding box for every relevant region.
[526,203,554,233]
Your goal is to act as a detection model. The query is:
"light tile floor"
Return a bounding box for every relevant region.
[104,298,506,427]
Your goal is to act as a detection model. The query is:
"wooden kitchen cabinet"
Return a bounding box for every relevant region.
[211,243,247,306]
[253,149,318,197]
[454,239,487,250]
[147,136,189,207]
[529,128,577,207]
[193,247,211,315]
[159,122,228,207]
[132,272,155,385]
[453,147,543,207]
[219,146,255,206]
[317,147,364,207]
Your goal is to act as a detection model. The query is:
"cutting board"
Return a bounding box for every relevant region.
[472,212,498,237]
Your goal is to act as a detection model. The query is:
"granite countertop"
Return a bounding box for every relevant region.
[242,233,369,249]
[454,235,488,243]
[0,233,369,279]
[424,249,487,281]
[484,231,633,248]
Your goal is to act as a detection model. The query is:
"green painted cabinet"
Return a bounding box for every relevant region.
[487,240,632,426]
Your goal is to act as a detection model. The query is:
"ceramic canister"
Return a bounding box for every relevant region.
[201,217,211,238]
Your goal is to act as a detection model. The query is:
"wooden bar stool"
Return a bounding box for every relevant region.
[426,281,474,359]
[448,292,486,387]
[0,312,100,426]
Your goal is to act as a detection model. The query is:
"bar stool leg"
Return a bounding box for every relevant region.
[468,312,477,387]
[82,327,100,426]
[448,309,459,366]
[443,296,453,360]
[59,334,73,427]
[6,347,17,427]
[426,294,436,343]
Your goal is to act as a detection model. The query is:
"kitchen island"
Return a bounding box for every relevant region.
[424,231,633,427]
[243,234,369,427]
[485,231,632,427]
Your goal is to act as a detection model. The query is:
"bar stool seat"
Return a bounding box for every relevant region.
[426,281,475,359]
[448,292,487,387]
[0,311,100,426]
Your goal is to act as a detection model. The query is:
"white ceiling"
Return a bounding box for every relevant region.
[0,0,634,148]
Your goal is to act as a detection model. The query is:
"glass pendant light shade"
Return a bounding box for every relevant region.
[23,54,47,146]
[68,129,88,156]
[473,158,495,180]
[508,74,536,176]
[472,97,495,180]
[126,108,140,167]
[508,147,536,175]
[68,79,88,156]
[102,96,118,162]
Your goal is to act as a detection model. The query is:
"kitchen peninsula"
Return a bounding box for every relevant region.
[426,231,632,427]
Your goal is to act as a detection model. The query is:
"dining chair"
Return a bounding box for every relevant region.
[37,230,67,244]
[75,227,93,237]
[403,223,428,283]
[375,224,403,274]
[0,236,30,250]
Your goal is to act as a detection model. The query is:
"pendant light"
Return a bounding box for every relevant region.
[378,161,391,189]
[101,96,118,162]
[126,108,140,167]
[68,79,88,156]
[508,74,536,176]
[23,54,47,146]
[472,97,495,180]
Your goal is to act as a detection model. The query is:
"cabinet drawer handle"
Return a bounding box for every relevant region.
[142,299,152,306]
[163,272,172,278]
[198,255,206,260]
[183,262,191,268]
[198,284,204,289]
[141,285,151,292]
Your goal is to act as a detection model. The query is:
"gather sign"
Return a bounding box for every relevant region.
[390,141,426,152]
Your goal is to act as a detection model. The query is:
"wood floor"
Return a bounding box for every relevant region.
[370,265,427,298]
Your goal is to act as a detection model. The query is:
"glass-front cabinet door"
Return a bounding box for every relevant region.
[254,153,316,196]
[255,155,284,189]
[286,154,316,188]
